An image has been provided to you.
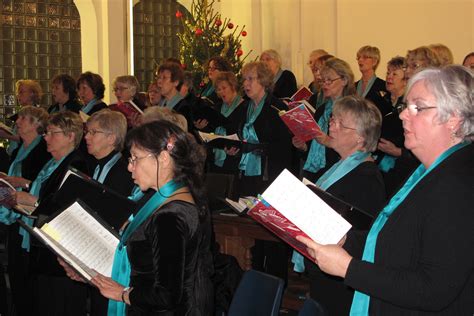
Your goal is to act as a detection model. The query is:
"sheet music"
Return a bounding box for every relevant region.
[262,169,351,245]
[41,201,119,277]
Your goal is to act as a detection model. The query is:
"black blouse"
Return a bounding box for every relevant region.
[93,151,134,197]
[127,200,214,315]
[273,70,297,99]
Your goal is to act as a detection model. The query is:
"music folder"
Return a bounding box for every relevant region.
[35,167,136,232]
[18,199,120,282]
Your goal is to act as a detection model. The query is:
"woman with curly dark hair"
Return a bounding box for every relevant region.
[77,71,108,115]
[64,121,214,315]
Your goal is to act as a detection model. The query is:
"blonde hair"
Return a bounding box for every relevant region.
[142,107,188,132]
[15,80,43,105]
[260,49,282,68]
[429,44,454,66]
[357,45,381,70]
[113,75,140,96]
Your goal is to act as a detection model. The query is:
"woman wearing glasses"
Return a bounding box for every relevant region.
[0,106,51,316]
[199,56,233,108]
[85,109,134,196]
[293,96,386,315]
[354,46,389,115]
[404,46,441,81]
[65,121,214,315]
[376,56,419,196]
[298,65,474,315]
[13,111,90,315]
[109,75,146,128]
[259,49,297,99]
[293,58,355,182]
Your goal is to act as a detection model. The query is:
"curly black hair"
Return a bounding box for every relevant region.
[126,121,208,217]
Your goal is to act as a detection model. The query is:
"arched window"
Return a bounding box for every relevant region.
[133,0,188,91]
[0,0,82,121]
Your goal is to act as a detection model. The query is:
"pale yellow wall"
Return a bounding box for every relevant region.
[77,0,473,95]
[213,0,473,86]
[74,0,130,104]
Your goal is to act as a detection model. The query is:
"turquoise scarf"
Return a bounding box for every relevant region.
[201,83,215,98]
[93,152,122,184]
[20,155,68,251]
[82,98,99,114]
[239,94,266,176]
[108,180,184,316]
[164,93,184,110]
[356,76,376,98]
[378,155,397,172]
[303,99,333,173]
[214,96,241,167]
[292,151,370,272]
[0,136,43,225]
[350,142,468,315]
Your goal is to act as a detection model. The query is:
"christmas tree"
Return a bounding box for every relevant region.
[175,0,251,88]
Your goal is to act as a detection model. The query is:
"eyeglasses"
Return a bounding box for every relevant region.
[243,76,258,83]
[401,103,437,116]
[113,87,129,92]
[356,55,373,60]
[84,129,110,136]
[208,66,220,71]
[42,130,64,137]
[128,153,154,166]
[321,77,342,85]
[156,75,172,81]
[402,63,421,71]
[330,117,357,130]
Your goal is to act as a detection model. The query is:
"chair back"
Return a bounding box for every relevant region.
[298,297,327,316]
[228,269,284,316]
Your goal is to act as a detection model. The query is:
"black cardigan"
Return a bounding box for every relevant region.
[273,70,297,99]
[10,138,51,182]
[305,161,386,315]
[345,143,474,315]
[356,77,391,116]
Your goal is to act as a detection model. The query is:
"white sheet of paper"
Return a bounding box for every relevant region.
[42,201,119,277]
[262,169,351,245]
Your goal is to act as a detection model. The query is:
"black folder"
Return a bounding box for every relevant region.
[35,167,136,232]
[305,183,374,230]
[193,104,230,129]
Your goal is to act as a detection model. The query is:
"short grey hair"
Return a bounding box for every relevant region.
[406,65,474,141]
[333,95,382,152]
[87,109,127,151]
[260,49,282,68]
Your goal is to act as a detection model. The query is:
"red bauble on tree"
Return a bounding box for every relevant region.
[195,28,203,36]
[241,30,247,37]
[215,19,222,26]
[236,49,243,57]
[199,81,206,88]
[175,10,183,18]
[227,22,234,29]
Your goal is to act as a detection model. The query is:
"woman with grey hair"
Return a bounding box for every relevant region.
[298,65,474,315]
[294,57,356,182]
[85,109,134,195]
[260,49,297,99]
[292,95,386,315]
[84,109,134,316]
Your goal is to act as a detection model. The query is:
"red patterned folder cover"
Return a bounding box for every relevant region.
[279,104,322,142]
[291,86,313,102]
[108,101,143,126]
[247,200,314,261]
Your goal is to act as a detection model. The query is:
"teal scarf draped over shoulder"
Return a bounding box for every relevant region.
[0,136,42,225]
[93,152,122,184]
[239,94,267,176]
[356,76,376,98]
[292,151,370,272]
[82,98,99,114]
[201,83,215,98]
[350,142,469,315]
[108,180,184,316]
[164,93,184,110]
[21,155,67,251]
[214,95,241,167]
[303,99,334,173]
